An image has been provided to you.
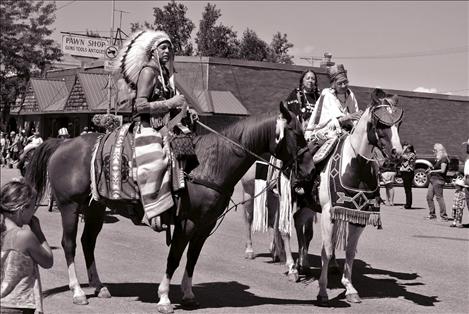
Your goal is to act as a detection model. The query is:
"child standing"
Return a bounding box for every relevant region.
[1,179,53,314]
[450,179,467,228]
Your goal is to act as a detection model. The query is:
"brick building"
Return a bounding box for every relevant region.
[9,56,469,159]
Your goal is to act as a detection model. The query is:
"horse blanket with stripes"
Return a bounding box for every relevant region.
[91,123,173,220]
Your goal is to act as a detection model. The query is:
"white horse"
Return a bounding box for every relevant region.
[299,89,403,305]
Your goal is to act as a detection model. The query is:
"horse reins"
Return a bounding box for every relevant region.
[195,120,284,171]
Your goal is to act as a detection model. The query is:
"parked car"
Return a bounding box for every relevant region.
[395,154,463,188]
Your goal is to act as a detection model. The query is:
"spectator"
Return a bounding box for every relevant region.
[400,143,416,209]
[7,131,21,165]
[464,139,469,215]
[57,127,70,139]
[426,143,450,220]
[80,127,90,135]
[380,149,399,206]
[450,178,467,228]
[0,131,8,167]
[1,179,54,313]
[21,131,43,158]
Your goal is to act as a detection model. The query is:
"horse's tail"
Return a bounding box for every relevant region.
[25,139,63,202]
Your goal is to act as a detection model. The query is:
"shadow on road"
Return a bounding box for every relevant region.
[256,253,438,307]
[44,282,313,308]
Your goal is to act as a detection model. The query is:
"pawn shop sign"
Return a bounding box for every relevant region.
[105,46,118,60]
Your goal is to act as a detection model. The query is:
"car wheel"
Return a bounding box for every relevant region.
[413,168,429,188]
[394,177,403,185]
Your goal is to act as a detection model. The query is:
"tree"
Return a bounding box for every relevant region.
[0,0,62,127]
[130,1,195,56]
[195,3,239,58]
[238,29,270,62]
[267,32,294,64]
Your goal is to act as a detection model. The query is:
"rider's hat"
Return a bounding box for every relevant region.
[328,64,348,82]
[58,127,70,137]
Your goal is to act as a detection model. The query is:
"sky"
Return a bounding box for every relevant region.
[49,0,469,96]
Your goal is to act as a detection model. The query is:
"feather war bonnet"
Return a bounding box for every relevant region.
[115,29,174,91]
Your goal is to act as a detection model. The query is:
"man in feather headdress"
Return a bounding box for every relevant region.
[116,30,187,231]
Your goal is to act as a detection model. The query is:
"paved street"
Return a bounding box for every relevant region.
[1,167,468,313]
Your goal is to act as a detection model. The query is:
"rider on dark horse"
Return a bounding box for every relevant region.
[117,30,188,232]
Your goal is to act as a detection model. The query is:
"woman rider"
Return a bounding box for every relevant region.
[117,30,187,231]
[284,69,321,130]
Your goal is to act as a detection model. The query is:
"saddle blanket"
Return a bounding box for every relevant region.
[328,136,382,228]
[91,124,139,202]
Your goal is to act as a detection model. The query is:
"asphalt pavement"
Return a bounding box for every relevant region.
[1,167,468,314]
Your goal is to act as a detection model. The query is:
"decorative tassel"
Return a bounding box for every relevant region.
[278,172,293,235]
[252,178,268,233]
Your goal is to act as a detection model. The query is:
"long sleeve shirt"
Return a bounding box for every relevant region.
[305,87,359,140]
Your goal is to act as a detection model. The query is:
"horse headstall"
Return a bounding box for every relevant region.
[371,103,403,127]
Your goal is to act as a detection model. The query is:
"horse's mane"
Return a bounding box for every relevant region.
[191,112,277,184]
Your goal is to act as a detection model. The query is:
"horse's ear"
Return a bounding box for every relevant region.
[370,88,386,107]
[279,101,292,123]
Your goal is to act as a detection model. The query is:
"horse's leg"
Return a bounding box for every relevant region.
[281,231,298,282]
[81,201,111,299]
[180,222,216,308]
[341,223,365,303]
[317,206,335,305]
[294,208,315,274]
[157,220,193,314]
[242,189,255,259]
[58,201,88,305]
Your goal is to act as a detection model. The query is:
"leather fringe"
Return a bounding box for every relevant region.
[331,206,382,229]
[90,135,103,202]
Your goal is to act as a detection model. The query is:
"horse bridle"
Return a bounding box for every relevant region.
[367,103,403,159]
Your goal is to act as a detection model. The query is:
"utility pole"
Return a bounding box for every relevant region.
[108,0,115,114]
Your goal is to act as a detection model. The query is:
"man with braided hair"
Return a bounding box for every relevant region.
[117,30,187,231]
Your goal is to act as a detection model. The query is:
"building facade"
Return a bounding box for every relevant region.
[9,56,469,159]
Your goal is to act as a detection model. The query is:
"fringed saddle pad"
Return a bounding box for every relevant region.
[329,136,382,228]
[91,123,140,202]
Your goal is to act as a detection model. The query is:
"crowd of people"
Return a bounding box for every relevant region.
[0,130,41,169]
[378,140,469,228]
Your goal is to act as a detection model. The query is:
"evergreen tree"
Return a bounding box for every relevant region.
[130,1,195,56]
[0,0,62,127]
[195,3,239,58]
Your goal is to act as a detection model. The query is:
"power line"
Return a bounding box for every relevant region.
[56,1,77,11]
[303,46,469,61]
[334,46,469,60]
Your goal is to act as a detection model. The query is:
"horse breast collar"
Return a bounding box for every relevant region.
[328,136,382,228]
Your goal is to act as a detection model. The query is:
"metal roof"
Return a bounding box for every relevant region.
[31,79,69,111]
[78,72,118,111]
[209,91,249,115]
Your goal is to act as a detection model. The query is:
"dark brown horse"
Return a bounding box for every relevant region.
[26,103,306,313]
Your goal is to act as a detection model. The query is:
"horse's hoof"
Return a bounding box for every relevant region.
[157,303,174,314]
[346,293,361,303]
[72,295,89,305]
[317,294,329,307]
[245,251,255,259]
[288,269,299,282]
[96,286,112,298]
[181,297,200,309]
